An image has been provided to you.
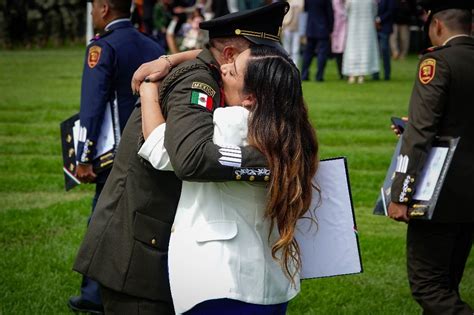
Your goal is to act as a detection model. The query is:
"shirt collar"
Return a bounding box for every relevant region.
[442,34,470,46]
[105,18,131,31]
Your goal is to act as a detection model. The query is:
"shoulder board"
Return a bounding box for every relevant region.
[422,44,450,55]
[89,29,114,42]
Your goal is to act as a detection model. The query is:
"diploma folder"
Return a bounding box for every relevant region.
[296,157,362,280]
[373,136,459,220]
[60,108,117,191]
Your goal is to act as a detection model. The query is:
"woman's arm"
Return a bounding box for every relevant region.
[140,81,165,139]
[138,81,173,170]
[131,50,202,94]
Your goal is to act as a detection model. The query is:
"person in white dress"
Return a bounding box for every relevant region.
[342,0,380,83]
[138,45,319,314]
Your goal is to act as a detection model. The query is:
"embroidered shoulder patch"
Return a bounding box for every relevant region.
[191,90,213,111]
[418,58,436,84]
[191,82,216,97]
[88,46,102,68]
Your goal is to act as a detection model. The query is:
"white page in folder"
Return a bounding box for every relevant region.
[295,158,362,279]
[71,104,115,160]
[412,147,448,201]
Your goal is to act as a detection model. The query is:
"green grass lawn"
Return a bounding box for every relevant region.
[0,47,472,315]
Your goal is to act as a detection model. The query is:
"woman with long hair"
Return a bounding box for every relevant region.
[138,44,319,314]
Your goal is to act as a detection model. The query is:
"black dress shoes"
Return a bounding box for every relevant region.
[68,296,104,314]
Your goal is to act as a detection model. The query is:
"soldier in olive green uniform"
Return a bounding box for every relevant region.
[73,3,289,314]
[388,1,474,314]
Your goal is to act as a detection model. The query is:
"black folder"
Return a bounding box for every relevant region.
[374,136,459,220]
[60,113,116,191]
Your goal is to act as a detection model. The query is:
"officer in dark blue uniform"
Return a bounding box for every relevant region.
[69,0,164,313]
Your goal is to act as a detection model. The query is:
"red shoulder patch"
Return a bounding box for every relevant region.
[88,46,102,68]
[418,58,436,85]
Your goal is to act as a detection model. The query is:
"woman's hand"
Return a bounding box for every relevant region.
[132,57,172,95]
[131,50,202,94]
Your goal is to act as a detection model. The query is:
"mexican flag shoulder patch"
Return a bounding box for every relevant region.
[191,90,213,111]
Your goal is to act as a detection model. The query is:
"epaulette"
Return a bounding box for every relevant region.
[422,44,450,55]
[89,29,114,42]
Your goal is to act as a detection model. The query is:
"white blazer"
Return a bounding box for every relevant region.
[138,107,299,314]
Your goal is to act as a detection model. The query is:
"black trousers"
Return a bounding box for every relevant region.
[100,286,174,315]
[407,220,474,315]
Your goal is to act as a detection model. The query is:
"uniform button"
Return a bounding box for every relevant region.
[264,176,270,182]
[249,175,255,181]
[410,178,415,183]
[151,238,157,246]
[403,197,409,202]
[236,175,241,180]
[407,188,412,193]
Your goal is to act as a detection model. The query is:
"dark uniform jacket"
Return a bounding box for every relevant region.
[73,49,268,302]
[77,19,164,182]
[376,0,396,34]
[304,0,334,39]
[391,36,474,222]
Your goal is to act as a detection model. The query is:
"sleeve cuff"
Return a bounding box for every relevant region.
[138,123,173,171]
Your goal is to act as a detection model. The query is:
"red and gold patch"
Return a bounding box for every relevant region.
[418,58,436,84]
[88,46,102,68]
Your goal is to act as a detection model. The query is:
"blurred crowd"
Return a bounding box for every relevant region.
[1,0,472,79]
[0,0,274,48]
[0,0,86,48]
[129,0,276,52]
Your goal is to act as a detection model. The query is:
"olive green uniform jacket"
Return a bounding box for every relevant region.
[73,49,268,302]
[390,36,474,222]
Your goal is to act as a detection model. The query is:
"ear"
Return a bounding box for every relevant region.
[221,46,238,64]
[100,1,110,19]
[434,18,443,36]
[241,94,256,109]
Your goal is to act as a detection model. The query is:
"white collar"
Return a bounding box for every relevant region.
[442,34,470,46]
[105,18,130,31]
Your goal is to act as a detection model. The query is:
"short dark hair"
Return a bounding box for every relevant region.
[106,0,132,17]
[208,37,250,53]
[434,9,472,33]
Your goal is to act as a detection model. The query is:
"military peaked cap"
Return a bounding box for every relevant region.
[200,2,289,48]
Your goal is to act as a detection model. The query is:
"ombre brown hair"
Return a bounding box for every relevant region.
[244,45,319,282]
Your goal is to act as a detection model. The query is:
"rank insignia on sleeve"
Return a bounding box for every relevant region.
[419,58,436,84]
[191,90,213,111]
[88,46,102,68]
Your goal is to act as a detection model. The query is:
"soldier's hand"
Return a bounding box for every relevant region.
[390,116,408,137]
[131,57,172,94]
[388,202,409,223]
[76,163,97,184]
